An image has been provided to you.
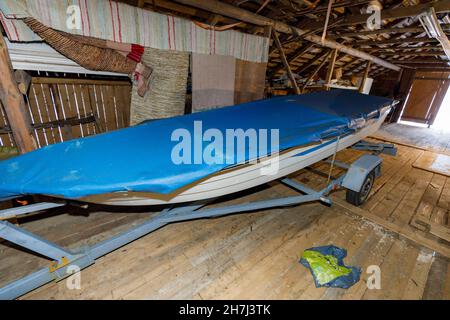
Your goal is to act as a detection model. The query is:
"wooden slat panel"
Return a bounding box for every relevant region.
[88,85,104,133]
[64,83,84,139]
[29,84,51,146]
[93,85,109,132]
[73,83,91,136]
[36,83,58,144]
[114,85,132,129]
[0,103,14,147]
[41,83,63,143]
[0,76,132,148]
[121,86,132,127]
[49,84,72,141]
[79,84,96,135]
[104,86,118,131]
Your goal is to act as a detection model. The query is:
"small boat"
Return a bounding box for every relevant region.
[0,89,395,206]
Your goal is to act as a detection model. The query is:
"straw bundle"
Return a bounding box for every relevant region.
[130,48,189,124]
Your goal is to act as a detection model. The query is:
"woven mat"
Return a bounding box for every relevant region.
[130,47,189,125]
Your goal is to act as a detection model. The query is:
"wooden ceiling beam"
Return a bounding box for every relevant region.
[302,50,332,91]
[376,52,447,57]
[356,37,437,46]
[329,27,427,38]
[292,0,370,16]
[142,0,238,23]
[414,67,450,71]
[368,46,444,52]
[269,43,315,77]
[341,57,364,71]
[392,60,450,64]
[172,0,401,71]
[295,49,332,75]
[307,0,450,29]
[346,61,368,74]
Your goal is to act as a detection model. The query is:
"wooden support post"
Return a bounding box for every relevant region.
[263,25,272,38]
[302,50,332,91]
[272,30,301,95]
[14,70,32,95]
[325,49,338,91]
[321,0,334,43]
[359,61,372,93]
[0,36,35,153]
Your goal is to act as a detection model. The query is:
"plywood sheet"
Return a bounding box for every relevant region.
[413,151,450,177]
[402,79,439,123]
[234,59,266,104]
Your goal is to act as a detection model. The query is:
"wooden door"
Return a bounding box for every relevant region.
[401,72,450,125]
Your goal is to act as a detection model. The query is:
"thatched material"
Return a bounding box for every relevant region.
[24,18,152,96]
[130,48,189,124]
[59,32,145,63]
[24,18,137,74]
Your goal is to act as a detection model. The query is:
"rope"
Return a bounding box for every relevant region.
[327,134,341,184]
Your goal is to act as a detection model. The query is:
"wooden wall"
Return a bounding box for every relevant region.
[0,76,132,148]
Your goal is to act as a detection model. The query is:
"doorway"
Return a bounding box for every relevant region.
[399,72,450,127]
[432,86,450,132]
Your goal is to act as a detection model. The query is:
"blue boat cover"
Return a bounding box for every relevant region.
[0,90,393,200]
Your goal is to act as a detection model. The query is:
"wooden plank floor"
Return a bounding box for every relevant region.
[0,124,449,300]
[375,123,450,154]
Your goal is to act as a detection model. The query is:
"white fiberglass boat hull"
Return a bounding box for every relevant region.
[81,107,391,206]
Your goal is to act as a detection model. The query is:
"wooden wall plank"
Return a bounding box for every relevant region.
[0,76,132,148]
[0,103,14,147]
[29,84,50,146]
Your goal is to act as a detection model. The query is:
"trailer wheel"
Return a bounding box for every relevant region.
[346,171,375,206]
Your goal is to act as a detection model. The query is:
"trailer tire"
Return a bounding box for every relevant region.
[345,171,375,206]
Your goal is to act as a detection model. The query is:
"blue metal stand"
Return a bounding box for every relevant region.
[352,140,397,156]
[0,143,396,300]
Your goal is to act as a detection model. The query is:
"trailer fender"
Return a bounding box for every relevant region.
[341,155,383,193]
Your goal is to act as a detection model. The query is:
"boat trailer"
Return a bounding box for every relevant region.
[0,141,396,299]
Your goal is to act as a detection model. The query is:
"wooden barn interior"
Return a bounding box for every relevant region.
[0,0,449,300]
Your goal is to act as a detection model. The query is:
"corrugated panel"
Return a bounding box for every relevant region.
[5,37,126,76]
